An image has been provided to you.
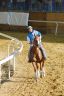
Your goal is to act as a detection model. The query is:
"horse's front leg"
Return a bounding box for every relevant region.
[40,61,45,78]
[32,62,37,80]
[36,62,40,78]
[32,62,40,80]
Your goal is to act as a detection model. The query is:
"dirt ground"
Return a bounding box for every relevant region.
[0,32,64,96]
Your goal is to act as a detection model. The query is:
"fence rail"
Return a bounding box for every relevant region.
[0,33,23,83]
[29,20,64,35]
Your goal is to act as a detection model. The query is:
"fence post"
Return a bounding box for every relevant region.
[8,44,10,80]
[13,48,15,71]
[55,22,58,35]
[8,61,11,79]
[0,64,1,83]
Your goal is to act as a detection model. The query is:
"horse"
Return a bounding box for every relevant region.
[30,35,45,80]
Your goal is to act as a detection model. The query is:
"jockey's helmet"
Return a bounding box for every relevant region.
[27,26,33,29]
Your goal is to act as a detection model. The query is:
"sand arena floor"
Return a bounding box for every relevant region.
[0,32,64,96]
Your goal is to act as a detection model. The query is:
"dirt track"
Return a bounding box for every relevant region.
[0,33,64,96]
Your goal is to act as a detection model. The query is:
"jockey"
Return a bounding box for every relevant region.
[27,26,47,62]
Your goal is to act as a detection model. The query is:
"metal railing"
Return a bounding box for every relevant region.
[0,33,23,83]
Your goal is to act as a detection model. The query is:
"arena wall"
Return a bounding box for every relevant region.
[0,12,64,34]
[29,12,64,34]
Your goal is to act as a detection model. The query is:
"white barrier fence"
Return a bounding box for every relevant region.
[29,20,64,35]
[0,33,23,83]
[0,12,29,26]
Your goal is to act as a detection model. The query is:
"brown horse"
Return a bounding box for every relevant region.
[31,36,45,80]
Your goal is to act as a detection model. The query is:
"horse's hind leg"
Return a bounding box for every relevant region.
[42,61,45,77]
[42,66,45,77]
[40,62,43,78]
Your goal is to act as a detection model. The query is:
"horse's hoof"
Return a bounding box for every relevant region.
[43,73,45,77]
[40,71,45,78]
[40,74,42,78]
[40,71,43,78]
[37,71,40,78]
